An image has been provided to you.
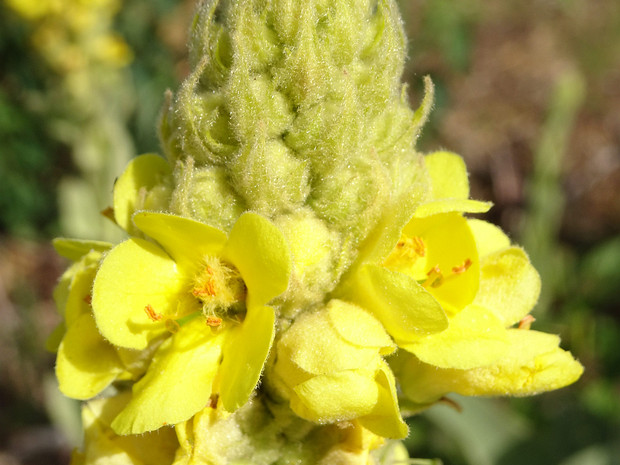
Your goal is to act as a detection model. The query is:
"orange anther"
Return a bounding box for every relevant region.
[518,314,536,330]
[192,265,217,298]
[208,393,219,409]
[144,304,163,321]
[412,236,426,257]
[452,258,472,274]
[83,295,92,305]
[206,316,223,327]
[424,265,443,288]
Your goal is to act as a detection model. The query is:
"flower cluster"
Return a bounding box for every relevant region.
[51,0,583,464]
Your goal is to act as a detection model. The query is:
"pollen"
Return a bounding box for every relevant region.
[191,256,247,318]
[192,265,217,298]
[206,316,223,327]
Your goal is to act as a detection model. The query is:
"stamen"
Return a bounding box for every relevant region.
[423,265,444,288]
[208,393,219,409]
[206,316,223,327]
[192,265,216,297]
[518,315,536,330]
[422,258,473,288]
[165,318,180,333]
[144,304,163,321]
[452,258,472,274]
[411,236,426,257]
[385,235,426,269]
[83,294,92,305]
[439,396,463,412]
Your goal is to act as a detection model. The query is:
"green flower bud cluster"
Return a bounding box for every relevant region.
[50,1,583,464]
[157,0,432,307]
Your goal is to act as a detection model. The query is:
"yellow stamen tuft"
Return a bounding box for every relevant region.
[384,235,427,269]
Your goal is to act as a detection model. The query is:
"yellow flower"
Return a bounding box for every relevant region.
[340,151,582,408]
[394,329,583,408]
[379,152,583,407]
[72,392,178,465]
[111,153,173,237]
[271,300,408,439]
[91,211,291,434]
[51,238,139,400]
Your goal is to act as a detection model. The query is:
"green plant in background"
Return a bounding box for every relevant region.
[49,0,583,463]
[4,0,135,241]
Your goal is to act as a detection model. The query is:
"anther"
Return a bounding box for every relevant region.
[192,266,217,297]
[206,316,223,327]
[144,304,163,321]
[452,258,472,274]
[518,315,536,330]
[411,236,426,257]
[423,265,444,288]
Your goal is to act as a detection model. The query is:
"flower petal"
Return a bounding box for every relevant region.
[280,307,383,376]
[474,247,541,327]
[359,361,408,439]
[219,305,275,412]
[64,251,101,326]
[133,212,227,273]
[345,264,447,344]
[56,313,124,400]
[404,213,480,312]
[52,238,112,261]
[400,304,510,370]
[92,238,196,350]
[113,154,172,235]
[221,212,291,307]
[82,392,179,465]
[398,330,583,404]
[457,330,584,397]
[415,199,492,217]
[326,300,395,353]
[468,219,511,259]
[111,319,225,435]
[425,151,470,201]
[291,369,379,423]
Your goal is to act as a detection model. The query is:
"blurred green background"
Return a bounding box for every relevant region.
[0,0,618,464]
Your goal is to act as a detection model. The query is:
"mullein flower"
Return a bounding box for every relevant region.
[50,238,153,400]
[382,152,583,409]
[111,153,174,237]
[270,299,407,439]
[173,396,392,465]
[51,0,583,462]
[91,211,291,434]
[71,392,179,465]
